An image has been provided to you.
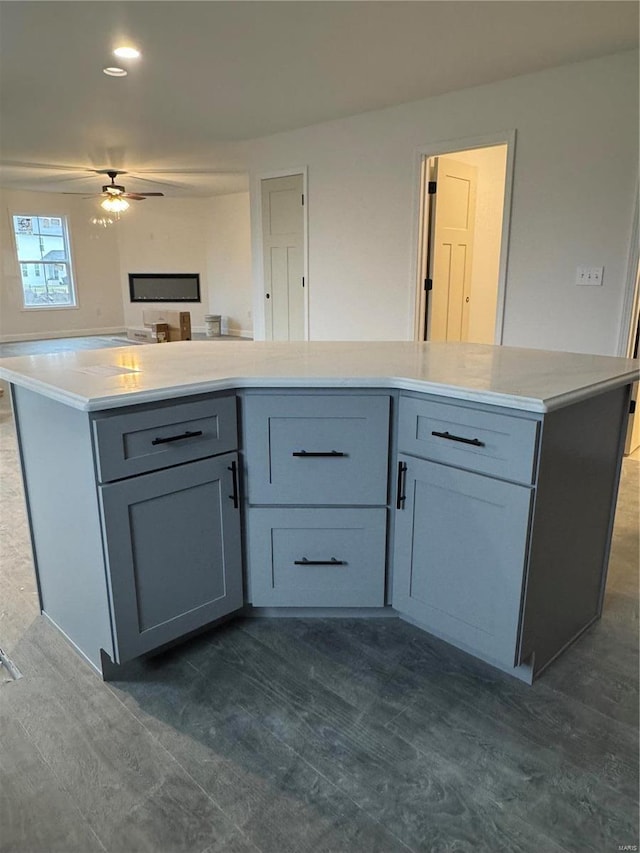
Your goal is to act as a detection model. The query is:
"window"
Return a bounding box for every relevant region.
[12,215,76,308]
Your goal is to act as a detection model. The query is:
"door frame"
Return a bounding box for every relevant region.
[254,166,309,341]
[617,183,639,357]
[410,131,516,344]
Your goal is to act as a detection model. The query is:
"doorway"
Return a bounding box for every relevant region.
[414,135,514,344]
[261,173,307,341]
[623,266,639,455]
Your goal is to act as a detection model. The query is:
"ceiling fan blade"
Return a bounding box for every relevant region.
[122,193,165,200]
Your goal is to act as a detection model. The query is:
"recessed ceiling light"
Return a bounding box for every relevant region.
[103,67,127,77]
[114,46,140,59]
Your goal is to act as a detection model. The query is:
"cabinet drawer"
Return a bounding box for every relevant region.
[398,396,539,484]
[243,395,390,505]
[247,507,386,607]
[93,396,237,482]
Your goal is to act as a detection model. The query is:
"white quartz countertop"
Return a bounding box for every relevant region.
[0,340,638,413]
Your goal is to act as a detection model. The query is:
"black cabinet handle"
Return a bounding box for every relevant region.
[294,557,345,566]
[291,450,346,458]
[396,461,407,510]
[152,429,203,446]
[431,430,485,448]
[228,460,239,509]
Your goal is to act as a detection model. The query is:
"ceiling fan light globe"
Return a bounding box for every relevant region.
[101,196,129,213]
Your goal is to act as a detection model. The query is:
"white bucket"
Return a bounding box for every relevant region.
[204,314,221,337]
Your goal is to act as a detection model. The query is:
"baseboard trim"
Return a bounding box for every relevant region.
[192,326,253,339]
[242,605,398,618]
[0,327,126,343]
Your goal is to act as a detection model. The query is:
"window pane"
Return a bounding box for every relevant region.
[41,235,67,262]
[14,218,68,261]
[43,264,73,304]
[15,232,43,261]
[19,263,73,305]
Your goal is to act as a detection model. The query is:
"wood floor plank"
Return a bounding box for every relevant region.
[237,616,416,724]
[0,699,105,853]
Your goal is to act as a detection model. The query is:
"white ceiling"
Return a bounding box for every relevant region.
[0,1,637,197]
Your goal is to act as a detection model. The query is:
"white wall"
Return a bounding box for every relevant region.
[204,193,253,336]
[0,189,123,340]
[451,145,507,345]
[247,50,639,355]
[116,198,211,331]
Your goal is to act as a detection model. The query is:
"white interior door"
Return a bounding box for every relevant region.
[427,157,477,342]
[261,175,305,341]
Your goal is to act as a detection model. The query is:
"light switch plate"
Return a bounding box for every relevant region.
[576,266,604,286]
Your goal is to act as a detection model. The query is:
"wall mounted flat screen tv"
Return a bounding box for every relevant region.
[129,273,201,303]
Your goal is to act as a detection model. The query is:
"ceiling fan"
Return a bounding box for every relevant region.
[66,169,164,213]
[65,169,164,216]
[94,169,164,201]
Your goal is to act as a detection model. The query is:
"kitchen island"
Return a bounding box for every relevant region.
[1,341,637,683]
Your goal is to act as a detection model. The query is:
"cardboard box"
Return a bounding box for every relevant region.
[142,310,191,341]
[126,323,169,343]
[150,322,169,343]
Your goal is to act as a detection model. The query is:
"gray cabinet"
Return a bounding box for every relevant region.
[10,387,243,676]
[100,453,242,662]
[11,374,629,683]
[392,395,538,673]
[244,393,390,607]
[94,394,244,665]
[392,454,532,667]
[391,388,630,681]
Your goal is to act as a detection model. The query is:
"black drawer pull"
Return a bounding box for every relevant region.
[431,430,485,448]
[291,450,346,458]
[396,461,407,510]
[294,557,346,566]
[152,429,203,446]
[228,460,239,509]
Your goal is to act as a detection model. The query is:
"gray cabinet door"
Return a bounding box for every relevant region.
[392,454,532,667]
[100,453,243,662]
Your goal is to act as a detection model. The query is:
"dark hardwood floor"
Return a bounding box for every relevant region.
[0,357,637,852]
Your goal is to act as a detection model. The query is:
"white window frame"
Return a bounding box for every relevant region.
[11,214,78,310]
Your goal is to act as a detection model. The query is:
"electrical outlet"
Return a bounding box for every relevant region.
[576,266,604,286]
